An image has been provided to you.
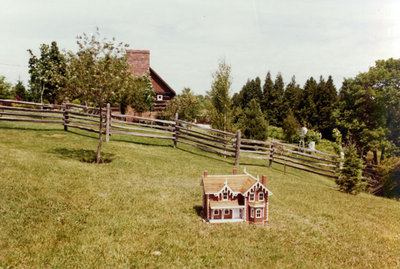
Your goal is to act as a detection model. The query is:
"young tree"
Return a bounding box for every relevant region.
[163,88,201,122]
[282,109,300,142]
[0,76,12,99]
[12,79,28,100]
[64,31,136,163]
[336,144,364,194]
[237,99,268,140]
[208,59,233,131]
[28,41,66,103]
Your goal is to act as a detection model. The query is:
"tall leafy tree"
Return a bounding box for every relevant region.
[28,41,66,103]
[64,31,138,163]
[0,76,12,99]
[163,88,201,122]
[208,59,233,131]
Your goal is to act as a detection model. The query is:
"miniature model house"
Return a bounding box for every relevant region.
[201,168,273,224]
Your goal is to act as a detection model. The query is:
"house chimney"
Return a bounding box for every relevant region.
[126,50,150,76]
[204,171,208,178]
[261,175,267,186]
[233,168,237,175]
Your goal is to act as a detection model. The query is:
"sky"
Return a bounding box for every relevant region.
[0,0,399,95]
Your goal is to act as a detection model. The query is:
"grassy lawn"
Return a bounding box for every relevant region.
[0,121,400,268]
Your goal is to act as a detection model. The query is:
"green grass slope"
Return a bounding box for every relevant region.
[0,121,399,268]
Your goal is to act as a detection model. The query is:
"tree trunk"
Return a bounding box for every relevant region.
[373,150,378,165]
[96,110,104,164]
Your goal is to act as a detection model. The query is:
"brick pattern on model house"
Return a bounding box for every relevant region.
[201,169,272,224]
[126,50,176,112]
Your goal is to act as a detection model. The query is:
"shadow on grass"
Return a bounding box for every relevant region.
[0,126,62,132]
[193,205,203,217]
[177,146,233,165]
[51,148,115,164]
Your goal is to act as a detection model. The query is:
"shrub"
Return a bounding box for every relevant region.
[378,157,400,199]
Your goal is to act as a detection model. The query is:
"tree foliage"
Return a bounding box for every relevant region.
[28,41,66,103]
[163,88,201,122]
[336,144,365,194]
[237,99,268,140]
[208,59,233,131]
[0,76,12,99]
[282,109,300,142]
[63,31,138,163]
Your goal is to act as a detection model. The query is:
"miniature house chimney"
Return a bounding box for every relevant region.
[204,171,208,178]
[233,168,237,175]
[262,175,267,186]
[126,50,150,76]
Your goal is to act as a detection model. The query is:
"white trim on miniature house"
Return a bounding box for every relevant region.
[256,208,263,218]
[259,192,264,201]
[249,192,255,202]
[250,208,254,218]
[243,181,273,198]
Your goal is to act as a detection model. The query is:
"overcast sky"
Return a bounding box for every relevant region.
[1,0,399,95]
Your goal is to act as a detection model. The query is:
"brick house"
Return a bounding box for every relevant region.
[127,50,176,112]
[201,168,273,224]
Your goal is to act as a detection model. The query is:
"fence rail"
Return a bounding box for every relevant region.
[1,99,381,191]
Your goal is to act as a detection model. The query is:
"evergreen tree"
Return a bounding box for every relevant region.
[336,144,364,194]
[12,80,28,101]
[299,77,318,126]
[283,75,302,120]
[237,99,268,140]
[282,109,300,142]
[232,77,262,109]
[261,71,274,113]
[316,75,337,139]
[208,59,233,131]
[264,73,284,126]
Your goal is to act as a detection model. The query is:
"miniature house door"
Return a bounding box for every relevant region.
[233,209,240,219]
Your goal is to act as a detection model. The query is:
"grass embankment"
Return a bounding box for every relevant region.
[0,121,399,268]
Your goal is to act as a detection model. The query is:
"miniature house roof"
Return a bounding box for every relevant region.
[202,171,273,196]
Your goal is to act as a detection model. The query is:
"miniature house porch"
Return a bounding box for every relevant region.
[201,168,272,224]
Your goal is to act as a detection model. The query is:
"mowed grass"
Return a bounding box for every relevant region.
[0,121,400,268]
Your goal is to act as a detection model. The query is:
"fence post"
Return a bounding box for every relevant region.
[235,130,241,166]
[269,138,274,168]
[105,103,111,142]
[63,104,69,131]
[173,113,179,148]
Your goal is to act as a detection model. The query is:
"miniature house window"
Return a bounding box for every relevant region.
[223,192,228,200]
[259,192,264,201]
[256,209,262,218]
[224,209,230,215]
[250,208,254,218]
[249,192,255,202]
[214,209,219,215]
[157,94,163,101]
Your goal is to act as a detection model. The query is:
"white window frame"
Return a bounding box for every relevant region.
[213,209,219,216]
[249,192,255,202]
[224,209,230,215]
[250,208,254,218]
[222,192,228,201]
[258,192,264,201]
[256,209,263,218]
[157,94,163,101]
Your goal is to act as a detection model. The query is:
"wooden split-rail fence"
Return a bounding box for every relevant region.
[0,99,379,190]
